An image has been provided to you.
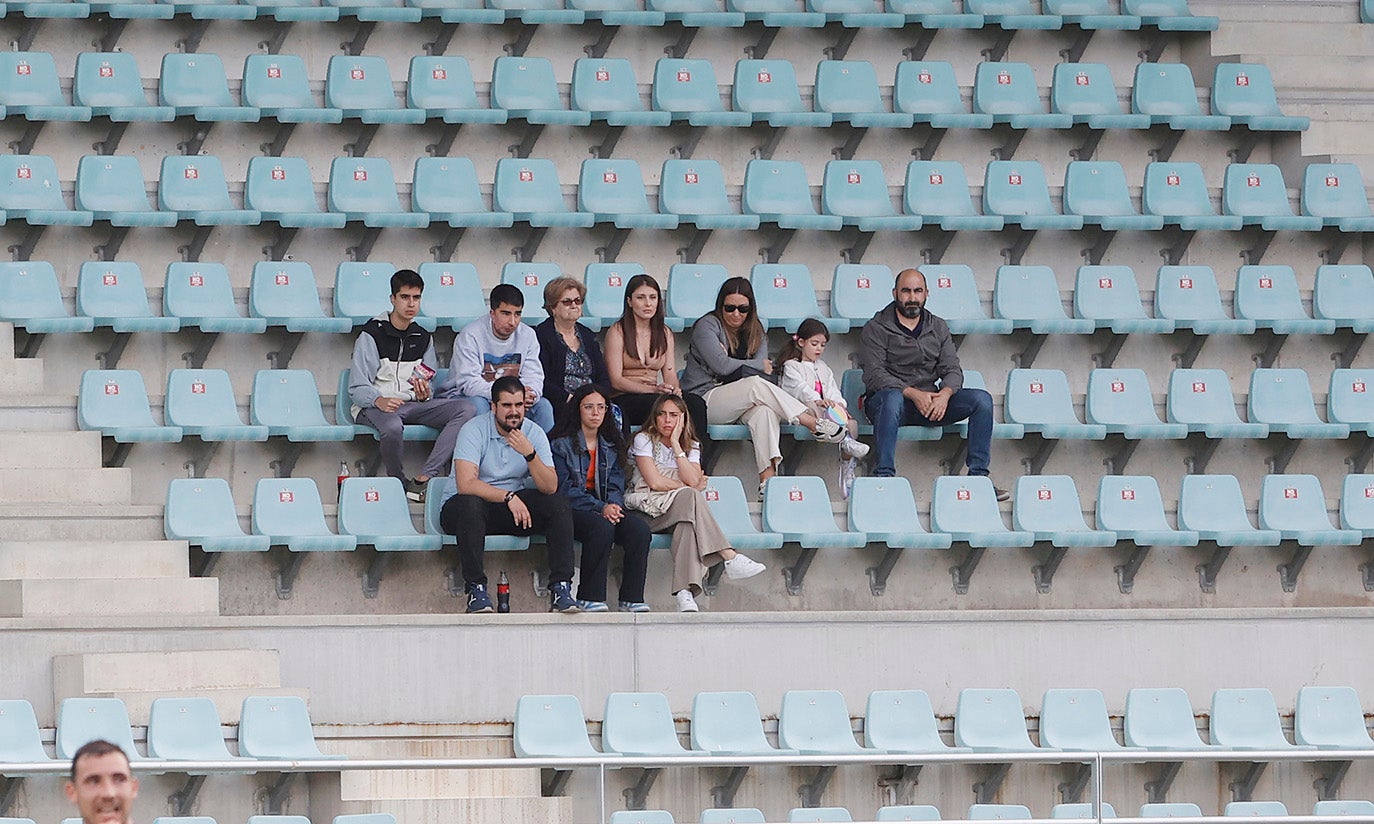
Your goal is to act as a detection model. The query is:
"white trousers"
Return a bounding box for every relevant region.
[704,376,810,473]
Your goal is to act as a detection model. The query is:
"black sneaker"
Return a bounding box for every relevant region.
[405,478,427,503]
[994,486,1010,503]
[550,581,580,613]
[466,583,494,614]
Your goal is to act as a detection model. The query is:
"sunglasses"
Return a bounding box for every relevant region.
[722,303,752,314]
[558,297,584,307]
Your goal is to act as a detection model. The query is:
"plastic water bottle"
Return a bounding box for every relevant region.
[337,461,350,493]
[496,571,511,613]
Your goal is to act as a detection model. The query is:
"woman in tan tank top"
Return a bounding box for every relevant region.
[603,274,707,438]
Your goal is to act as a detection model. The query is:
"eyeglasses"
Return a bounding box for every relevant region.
[722,303,751,314]
[558,297,584,307]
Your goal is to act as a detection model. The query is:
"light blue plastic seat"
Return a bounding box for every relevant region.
[1123,688,1211,749]
[328,158,428,227]
[1063,161,1163,229]
[603,692,699,756]
[1123,0,1215,29]
[967,806,1031,820]
[0,155,92,226]
[1224,802,1288,817]
[611,813,675,824]
[1212,63,1307,131]
[1045,0,1137,27]
[726,0,823,25]
[968,0,1059,27]
[242,54,343,123]
[423,478,531,549]
[763,477,867,549]
[568,0,664,23]
[849,478,952,550]
[1096,476,1197,547]
[9,0,90,15]
[983,161,1084,229]
[702,476,783,550]
[691,691,795,754]
[159,155,260,226]
[412,157,512,229]
[166,369,269,442]
[822,160,922,232]
[994,265,1096,334]
[1248,369,1347,438]
[865,689,960,752]
[579,159,677,229]
[1177,475,1281,547]
[1314,801,1374,816]
[888,0,981,26]
[0,700,61,766]
[1132,63,1229,130]
[74,53,174,121]
[75,156,178,227]
[733,60,832,126]
[743,160,842,230]
[1014,476,1116,547]
[249,262,352,332]
[701,811,766,824]
[1295,686,1374,748]
[954,689,1042,751]
[86,0,173,15]
[240,696,345,758]
[778,690,875,754]
[1234,265,1333,334]
[146,698,239,760]
[973,62,1072,128]
[582,262,642,330]
[56,698,145,760]
[335,262,415,327]
[494,158,594,228]
[660,159,759,229]
[339,477,443,551]
[252,370,354,441]
[571,58,669,126]
[1074,266,1172,333]
[1303,164,1374,231]
[245,156,347,228]
[325,56,423,123]
[253,479,357,551]
[931,477,1034,549]
[1039,689,1131,750]
[1166,369,1267,438]
[1259,475,1361,546]
[0,262,94,333]
[1222,163,1322,231]
[488,0,583,22]
[1050,62,1149,128]
[647,0,743,24]
[1005,369,1106,439]
[253,0,339,21]
[832,264,893,325]
[407,0,502,20]
[1154,266,1255,333]
[666,263,730,326]
[788,810,853,823]
[1142,162,1242,230]
[840,369,872,435]
[76,261,180,332]
[160,53,259,121]
[652,59,749,126]
[815,61,911,126]
[249,816,311,824]
[1051,804,1117,818]
[168,0,255,17]
[750,263,844,333]
[893,61,992,129]
[407,56,505,123]
[1140,805,1203,818]
[79,370,182,442]
[417,262,491,327]
[325,0,420,19]
[1332,371,1374,436]
[500,262,560,324]
[342,364,438,440]
[514,694,604,757]
[491,57,591,125]
[876,807,942,821]
[0,52,92,120]
[808,0,901,26]
[905,161,1003,230]
[1086,369,1186,439]
[164,262,265,333]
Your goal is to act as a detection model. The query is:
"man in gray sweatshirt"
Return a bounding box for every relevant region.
[440,283,556,432]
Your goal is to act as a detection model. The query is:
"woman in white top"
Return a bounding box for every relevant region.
[626,393,767,612]
[777,318,870,497]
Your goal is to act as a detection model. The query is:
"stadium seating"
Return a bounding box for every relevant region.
[1177,475,1281,547]
[146,697,241,760]
[1123,687,1214,749]
[1302,164,1374,232]
[1122,0,1216,29]
[612,813,676,824]
[78,370,183,442]
[245,157,348,228]
[1012,476,1115,548]
[822,160,923,232]
[1224,802,1289,817]
[88,0,174,17]
[165,477,273,552]
[1095,475,1199,547]
[1332,370,1374,435]
[1085,369,1186,439]
[1004,369,1107,439]
[0,52,92,120]
[416,262,488,326]
[338,477,444,551]
[407,56,506,123]
[242,55,344,123]
[1062,161,1164,229]
[239,696,346,759]
[691,691,796,754]
[973,62,1073,128]
[968,0,1060,28]
[789,809,853,823]
[326,56,423,123]
[1154,267,1255,333]
[334,261,404,326]
[578,159,678,228]
[570,0,665,24]
[893,62,991,128]
[994,266,1095,333]
[701,811,767,824]
[953,689,1043,751]
[1294,686,1374,748]
[1045,0,1137,28]
[1247,369,1348,438]
[905,161,1003,230]
[661,159,760,229]
[412,157,514,228]
[778,690,878,754]
[159,155,261,226]
[726,0,823,27]
[56,698,147,760]
[1313,801,1374,815]
[328,158,429,227]
[931,477,1034,551]
[1211,64,1309,131]
[513,694,605,757]
[0,262,93,333]
[1210,688,1308,749]
[493,158,594,227]
[251,478,357,552]
[8,0,90,15]
[983,161,1083,229]
[1167,369,1268,437]
[652,60,751,126]
[602,692,699,757]
[967,806,1033,820]
[831,264,894,324]
[1050,63,1151,129]
[666,263,730,326]
[249,262,354,332]
[751,263,845,332]
[164,262,267,333]
[0,700,62,764]
[1039,688,1135,751]
[1132,63,1229,129]
[571,59,670,125]
[74,52,175,121]
[742,160,843,230]
[1073,266,1174,333]
[733,60,831,126]
[491,57,591,125]
[1234,265,1333,333]
[701,476,785,551]
[1052,804,1118,818]
[165,369,270,441]
[1258,475,1361,547]
[501,261,560,323]
[1142,162,1243,230]
[75,156,178,227]
[922,264,1013,333]
[160,54,259,121]
[762,476,866,549]
[0,155,91,225]
[251,370,355,441]
[1139,804,1204,817]
[848,478,952,551]
[581,262,643,330]
[815,61,912,126]
[75,262,179,333]
[1222,164,1323,231]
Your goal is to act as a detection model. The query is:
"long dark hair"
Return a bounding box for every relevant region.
[637,393,700,453]
[613,273,668,365]
[551,384,627,469]
[776,317,830,366]
[712,277,764,359]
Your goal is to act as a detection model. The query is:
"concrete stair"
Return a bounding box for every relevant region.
[0,540,188,578]
[0,578,219,618]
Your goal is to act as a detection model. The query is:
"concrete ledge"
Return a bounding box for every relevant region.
[0,541,188,579]
[0,577,219,618]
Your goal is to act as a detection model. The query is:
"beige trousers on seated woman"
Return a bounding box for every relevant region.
[644,488,731,595]
[704,376,811,472]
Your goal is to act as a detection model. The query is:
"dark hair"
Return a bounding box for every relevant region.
[390,268,423,295]
[776,318,831,366]
[490,283,524,310]
[70,740,128,779]
[490,375,526,403]
[614,274,668,365]
[712,277,763,359]
[550,384,627,470]
[637,393,699,453]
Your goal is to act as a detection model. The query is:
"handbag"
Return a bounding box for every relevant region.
[624,463,684,518]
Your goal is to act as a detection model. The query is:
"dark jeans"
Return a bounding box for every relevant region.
[571,508,651,603]
[439,490,575,590]
[865,387,994,478]
[615,391,708,443]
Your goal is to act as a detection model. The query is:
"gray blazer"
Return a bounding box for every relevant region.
[681,313,768,395]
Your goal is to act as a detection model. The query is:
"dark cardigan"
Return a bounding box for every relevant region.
[534,317,612,421]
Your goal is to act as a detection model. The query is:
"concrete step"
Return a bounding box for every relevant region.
[0,505,163,540]
[0,467,131,504]
[1303,120,1374,155]
[94,687,309,726]
[0,358,45,393]
[0,431,103,469]
[343,738,512,759]
[1197,0,1354,24]
[0,400,78,431]
[340,768,542,800]
[0,577,219,617]
[338,797,572,824]
[0,541,187,579]
[1252,56,1374,91]
[54,649,283,696]
[1212,22,1374,56]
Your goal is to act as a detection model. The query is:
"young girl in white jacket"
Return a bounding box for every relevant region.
[777,318,870,496]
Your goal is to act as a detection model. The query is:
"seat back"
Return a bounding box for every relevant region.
[584,263,645,323]
[0,261,69,321]
[1064,161,1135,217]
[1074,265,1150,323]
[602,692,687,755]
[245,156,326,216]
[1329,368,1374,428]
[778,690,862,752]
[579,159,653,216]
[339,476,421,539]
[1312,801,1374,816]
[243,54,316,110]
[0,700,52,762]
[249,261,329,323]
[733,59,807,115]
[1210,688,1291,747]
[1095,475,1172,533]
[160,155,236,213]
[0,52,67,106]
[1139,805,1203,818]
[743,159,818,218]
[329,157,405,215]
[334,261,396,324]
[0,155,71,213]
[1050,63,1125,116]
[412,156,488,217]
[76,261,156,321]
[1315,265,1374,325]
[921,265,987,322]
[1051,804,1117,819]
[690,691,773,754]
[701,475,763,537]
[1143,162,1217,219]
[160,53,237,108]
[79,370,160,431]
[1086,368,1163,427]
[823,160,897,218]
[1167,368,1245,426]
[1005,369,1080,427]
[238,695,329,758]
[514,694,599,757]
[494,158,569,217]
[1295,686,1373,747]
[1223,163,1298,219]
[1303,163,1373,219]
[417,262,486,324]
[1236,263,1312,322]
[762,476,845,536]
[973,62,1045,117]
[75,155,158,216]
[967,808,1032,822]
[789,810,853,823]
[667,263,730,322]
[325,55,401,112]
[251,369,333,429]
[491,56,564,112]
[252,478,334,541]
[905,161,980,218]
[500,262,561,323]
[74,52,155,109]
[1248,368,1324,426]
[1224,802,1288,817]
[1155,266,1229,323]
[994,265,1071,324]
[660,159,735,218]
[57,698,141,759]
[1039,688,1119,750]
[931,476,1006,536]
[166,368,250,430]
[408,56,481,111]
[864,689,945,751]
[1132,62,1204,117]
[832,264,893,323]
[1013,475,1093,535]
[953,688,1035,749]
[1212,63,1283,118]
[848,477,930,536]
[1259,474,1339,532]
[610,813,675,824]
[751,263,821,324]
[815,60,885,115]
[1178,474,1259,534]
[571,58,645,114]
[876,807,942,821]
[893,61,968,117]
[652,59,727,114]
[701,810,767,824]
[983,160,1056,217]
[1123,687,1205,748]
[146,697,233,759]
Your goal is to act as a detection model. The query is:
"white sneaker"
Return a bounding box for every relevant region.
[840,436,869,459]
[812,417,846,443]
[723,554,767,580]
[675,589,699,612]
[839,457,857,499]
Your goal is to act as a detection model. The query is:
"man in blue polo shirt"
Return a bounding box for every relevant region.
[440,375,578,614]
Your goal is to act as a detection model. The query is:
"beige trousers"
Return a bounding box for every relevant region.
[645,488,731,595]
[704,377,811,472]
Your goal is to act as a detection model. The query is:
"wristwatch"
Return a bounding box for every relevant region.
[523,451,537,462]
[503,490,517,504]
[676,451,688,459]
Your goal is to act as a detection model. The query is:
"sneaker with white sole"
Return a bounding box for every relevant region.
[618,600,651,613]
[839,457,857,500]
[812,417,846,443]
[404,477,428,503]
[576,599,610,612]
[675,589,699,612]
[723,554,767,580]
[840,436,869,459]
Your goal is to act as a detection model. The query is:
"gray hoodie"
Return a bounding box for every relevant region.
[858,302,963,396]
[682,313,768,396]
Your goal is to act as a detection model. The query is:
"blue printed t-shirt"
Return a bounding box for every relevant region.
[441,413,553,506]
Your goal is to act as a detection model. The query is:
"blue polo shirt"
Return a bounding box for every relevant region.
[441,413,553,506]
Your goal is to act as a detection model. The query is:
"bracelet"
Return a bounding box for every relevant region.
[504,490,517,504]
[676,451,688,459]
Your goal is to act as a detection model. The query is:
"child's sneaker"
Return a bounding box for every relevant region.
[840,436,869,459]
[839,457,857,499]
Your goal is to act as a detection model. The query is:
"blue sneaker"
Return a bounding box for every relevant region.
[576,599,610,612]
[618,601,651,613]
[550,581,579,613]
[466,584,494,614]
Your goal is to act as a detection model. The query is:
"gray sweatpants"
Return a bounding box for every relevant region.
[356,396,476,480]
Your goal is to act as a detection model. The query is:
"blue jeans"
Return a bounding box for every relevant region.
[865,387,994,478]
[466,396,556,432]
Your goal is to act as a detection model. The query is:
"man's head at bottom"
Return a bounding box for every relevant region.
[66,740,138,824]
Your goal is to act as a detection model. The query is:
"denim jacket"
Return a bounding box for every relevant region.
[551,433,626,511]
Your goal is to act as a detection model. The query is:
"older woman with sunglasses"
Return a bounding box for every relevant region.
[534,276,611,423]
[682,277,845,494]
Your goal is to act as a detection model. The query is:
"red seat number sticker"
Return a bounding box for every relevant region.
[684,172,699,184]
[1008,174,1022,185]
[354,169,367,181]
[1327,176,1340,187]
[937,277,951,288]
[1037,489,1051,500]
[16,63,30,76]
[1075,73,1089,86]
[189,274,204,287]
[440,274,454,287]
[1366,486,1374,499]
[1098,278,1112,289]
[185,167,199,179]
[16,166,31,179]
[280,490,294,503]
[275,273,289,286]
[365,489,380,502]
[105,383,119,395]
[773,277,787,289]
[595,69,610,82]
[677,70,690,82]
[1247,175,1260,187]
[1111,381,1125,393]
[956,488,971,501]
[757,71,771,83]
[1166,173,1180,186]
[1192,381,1206,393]
[1258,277,1272,289]
[267,65,282,78]
[1121,488,1135,500]
[524,275,538,286]
[1354,381,1366,393]
[997,72,1011,85]
[856,278,870,289]
[603,171,617,184]
[350,68,365,80]
[99,65,114,78]
[103,273,117,286]
[929,173,943,185]
[788,489,803,501]
[519,169,533,182]
[1179,278,1193,289]
[1029,382,1043,393]
[1235,73,1249,86]
[847,172,860,184]
[432,68,447,80]
[191,382,206,394]
[271,167,286,180]
[918,72,931,84]
[705,489,719,501]
[1284,487,1298,499]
